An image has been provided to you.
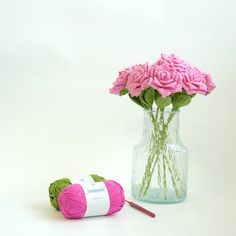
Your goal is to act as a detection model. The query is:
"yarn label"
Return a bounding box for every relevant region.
[70,176,94,184]
[80,182,110,217]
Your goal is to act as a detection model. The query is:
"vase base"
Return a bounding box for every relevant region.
[132,186,186,204]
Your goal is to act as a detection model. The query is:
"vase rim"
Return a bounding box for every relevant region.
[145,108,180,114]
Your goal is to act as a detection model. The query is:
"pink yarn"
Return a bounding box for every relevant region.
[58,180,125,219]
[104,180,125,215]
[58,184,86,219]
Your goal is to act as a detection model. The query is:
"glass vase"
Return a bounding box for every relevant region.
[131,109,188,203]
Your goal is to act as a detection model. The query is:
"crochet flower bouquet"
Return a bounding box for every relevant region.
[110,54,215,203]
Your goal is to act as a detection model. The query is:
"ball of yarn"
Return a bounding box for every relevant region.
[104,180,125,215]
[49,174,105,210]
[58,180,125,219]
[90,174,105,182]
[49,178,71,210]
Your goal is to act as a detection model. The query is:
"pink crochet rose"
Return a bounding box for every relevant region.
[202,73,216,95]
[149,64,182,97]
[126,63,150,97]
[157,54,190,73]
[181,67,208,95]
[110,53,215,98]
[109,67,132,95]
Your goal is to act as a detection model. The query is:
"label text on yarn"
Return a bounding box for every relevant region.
[80,182,110,217]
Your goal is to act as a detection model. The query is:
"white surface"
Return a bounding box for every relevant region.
[0,0,236,235]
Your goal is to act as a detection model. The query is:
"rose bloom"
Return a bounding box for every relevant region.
[149,64,182,97]
[202,73,216,95]
[182,67,208,95]
[109,67,133,95]
[157,53,190,73]
[126,63,150,97]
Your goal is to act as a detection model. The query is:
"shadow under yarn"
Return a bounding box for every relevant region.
[31,201,123,222]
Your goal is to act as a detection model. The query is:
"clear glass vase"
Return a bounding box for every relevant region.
[131,109,188,203]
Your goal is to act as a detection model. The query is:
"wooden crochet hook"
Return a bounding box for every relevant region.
[125,200,156,218]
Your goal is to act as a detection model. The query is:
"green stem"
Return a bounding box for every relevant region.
[164,155,180,198]
[157,156,162,190]
[140,118,168,196]
[139,109,159,196]
[139,109,177,197]
[163,155,167,200]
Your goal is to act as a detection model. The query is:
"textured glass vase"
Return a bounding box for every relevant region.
[131,109,188,203]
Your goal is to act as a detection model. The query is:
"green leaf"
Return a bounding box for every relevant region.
[144,88,155,106]
[128,88,156,109]
[190,93,196,98]
[172,93,192,109]
[119,88,129,96]
[155,96,172,109]
[129,94,144,108]
[139,92,150,109]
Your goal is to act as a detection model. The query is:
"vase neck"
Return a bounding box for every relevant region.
[143,109,181,144]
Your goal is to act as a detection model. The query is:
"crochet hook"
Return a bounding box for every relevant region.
[125,200,156,218]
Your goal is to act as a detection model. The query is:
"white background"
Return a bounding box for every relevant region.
[0,0,236,235]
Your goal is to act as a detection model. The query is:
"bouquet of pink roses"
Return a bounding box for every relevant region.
[110,54,215,202]
[110,53,215,109]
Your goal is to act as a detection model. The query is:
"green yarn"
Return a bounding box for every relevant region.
[49,178,71,210]
[49,175,105,210]
[90,174,105,182]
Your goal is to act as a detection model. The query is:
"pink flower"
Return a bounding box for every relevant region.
[149,64,182,97]
[109,67,132,95]
[202,73,216,95]
[126,63,150,97]
[109,53,215,98]
[157,54,190,73]
[182,67,207,95]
